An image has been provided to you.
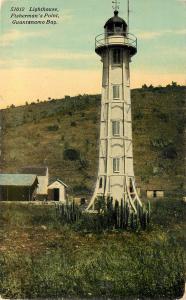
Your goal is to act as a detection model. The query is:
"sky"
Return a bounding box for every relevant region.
[0,0,185,108]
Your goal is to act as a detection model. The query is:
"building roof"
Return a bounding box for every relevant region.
[0,174,38,187]
[19,166,48,176]
[48,178,68,188]
[104,10,127,29]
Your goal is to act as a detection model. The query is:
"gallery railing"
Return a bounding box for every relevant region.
[95,32,137,54]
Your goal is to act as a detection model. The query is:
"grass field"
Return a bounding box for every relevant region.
[0,197,185,299]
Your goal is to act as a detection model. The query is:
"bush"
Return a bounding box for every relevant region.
[134,111,143,120]
[63,148,80,161]
[150,138,172,149]
[70,121,77,127]
[162,144,177,159]
[73,184,91,194]
[78,157,89,170]
[158,112,169,122]
[47,125,59,131]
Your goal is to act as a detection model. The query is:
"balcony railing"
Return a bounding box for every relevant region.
[95,32,137,55]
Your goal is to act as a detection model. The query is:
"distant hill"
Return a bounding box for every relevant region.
[0,85,185,198]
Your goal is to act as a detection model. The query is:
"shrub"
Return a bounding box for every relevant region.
[158,112,169,122]
[78,157,89,170]
[63,148,80,161]
[162,144,177,159]
[73,184,91,194]
[134,111,143,120]
[47,125,59,131]
[70,121,77,127]
[150,138,172,149]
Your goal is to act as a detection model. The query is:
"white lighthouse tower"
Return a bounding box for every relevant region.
[88,2,142,211]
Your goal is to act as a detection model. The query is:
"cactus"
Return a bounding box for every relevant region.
[56,196,150,231]
[120,199,124,229]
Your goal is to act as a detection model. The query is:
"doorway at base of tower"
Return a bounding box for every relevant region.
[99,176,106,193]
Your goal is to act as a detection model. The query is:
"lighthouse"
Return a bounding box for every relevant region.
[87,2,142,211]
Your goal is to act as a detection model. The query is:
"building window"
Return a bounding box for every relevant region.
[113,158,120,173]
[153,191,157,198]
[112,121,120,136]
[113,49,121,64]
[113,85,120,99]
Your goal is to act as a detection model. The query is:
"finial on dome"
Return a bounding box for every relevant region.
[112,0,120,12]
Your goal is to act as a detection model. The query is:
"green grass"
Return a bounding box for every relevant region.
[0,198,185,299]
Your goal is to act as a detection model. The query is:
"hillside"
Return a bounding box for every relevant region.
[0,85,185,197]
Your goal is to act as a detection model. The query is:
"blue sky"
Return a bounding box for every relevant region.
[0,0,185,107]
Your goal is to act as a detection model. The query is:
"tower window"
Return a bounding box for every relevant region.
[113,158,120,173]
[115,26,122,34]
[113,49,121,64]
[99,177,103,188]
[112,121,120,136]
[113,85,120,99]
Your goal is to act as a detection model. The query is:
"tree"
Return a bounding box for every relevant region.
[171,81,178,87]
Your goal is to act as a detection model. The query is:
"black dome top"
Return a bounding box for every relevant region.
[104,10,127,29]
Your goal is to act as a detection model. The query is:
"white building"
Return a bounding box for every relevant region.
[48,179,68,202]
[88,8,142,211]
[20,166,48,200]
[146,190,164,199]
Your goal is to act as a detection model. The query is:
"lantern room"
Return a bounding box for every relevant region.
[104,10,127,36]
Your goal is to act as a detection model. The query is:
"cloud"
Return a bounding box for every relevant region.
[137,31,163,39]
[169,29,186,35]
[0,29,48,46]
[177,0,186,4]
[0,57,30,68]
[0,51,96,69]
[137,29,186,40]
[42,52,95,61]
